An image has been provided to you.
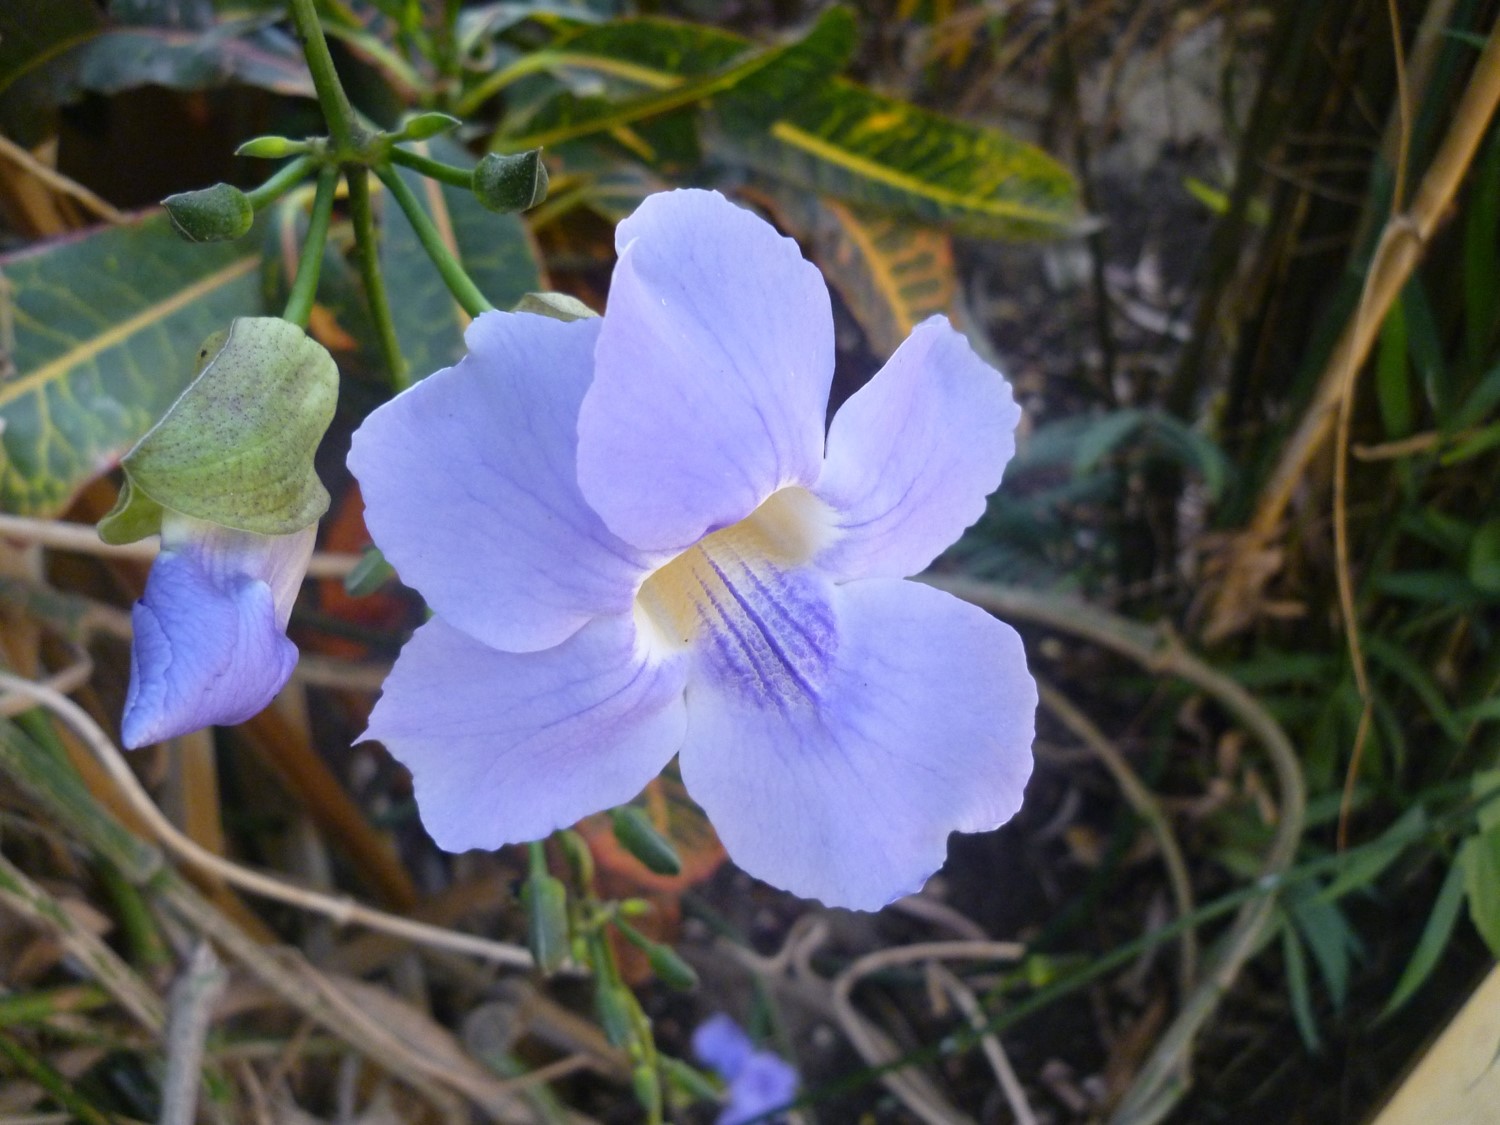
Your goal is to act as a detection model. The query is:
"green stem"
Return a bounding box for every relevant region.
[244,153,316,210]
[375,164,494,318]
[528,840,548,878]
[389,146,474,190]
[346,168,410,390]
[281,165,339,330]
[286,0,362,151]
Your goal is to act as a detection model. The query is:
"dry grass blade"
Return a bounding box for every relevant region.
[831,941,1025,1125]
[0,672,534,970]
[1204,21,1500,642]
[0,850,165,1032]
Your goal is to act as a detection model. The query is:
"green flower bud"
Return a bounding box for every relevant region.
[609,805,682,876]
[558,828,596,890]
[398,112,461,141]
[343,546,395,596]
[594,975,637,1049]
[163,183,254,242]
[513,291,598,322]
[473,149,548,213]
[615,918,699,991]
[521,871,570,975]
[236,135,309,159]
[99,318,338,544]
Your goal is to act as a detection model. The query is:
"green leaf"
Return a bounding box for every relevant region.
[518,16,1081,237]
[0,0,100,94]
[1462,771,1500,956]
[97,317,337,541]
[1462,830,1500,955]
[0,212,264,515]
[4,25,315,110]
[497,8,854,154]
[1286,884,1361,1009]
[1470,521,1500,593]
[763,191,955,357]
[1381,857,1468,1019]
[378,138,544,379]
[728,77,1082,238]
[1364,634,1466,746]
[1375,295,1412,438]
[1464,127,1500,369]
[1280,918,1322,1051]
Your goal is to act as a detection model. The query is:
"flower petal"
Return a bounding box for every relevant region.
[364,613,688,852]
[722,1053,799,1125]
[693,1014,753,1080]
[578,189,835,553]
[159,516,315,629]
[815,316,1021,580]
[679,578,1035,910]
[122,549,298,748]
[349,312,649,653]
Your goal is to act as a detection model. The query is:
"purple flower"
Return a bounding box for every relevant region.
[693,1014,798,1125]
[122,515,311,748]
[350,189,1035,909]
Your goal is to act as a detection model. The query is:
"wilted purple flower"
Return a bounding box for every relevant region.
[122,515,312,748]
[350,188,1035,909]
[693,1013,798,1125]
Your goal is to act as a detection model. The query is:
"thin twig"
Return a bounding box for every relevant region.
[0,672,534,971]
[923,576,1305,1123]
[1037,680,1198,997]
[0,514,362,578]
[928,963,1037,1125]
[831,942,1024,1125]
[158,942,227,1125]
[0,135,127,224]
[1205,22,1500,641]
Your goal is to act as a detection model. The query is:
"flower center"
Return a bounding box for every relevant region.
[635,487,836,708]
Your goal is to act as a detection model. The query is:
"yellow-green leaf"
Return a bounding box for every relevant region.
[0,212,262,515]
[766,191,956,355]
[511,16,1082,238]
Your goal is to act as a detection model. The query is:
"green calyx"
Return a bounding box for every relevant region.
[513,291,598,322]
[163,183,254,242]
[98,317,338,545]
[473,149,549,213]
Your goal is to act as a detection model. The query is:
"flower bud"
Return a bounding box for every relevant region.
[522,871,570,974]
[615,918,699,991]
[473,149,548,213]
[398,112,461,141]
[236,135,309,159]
[609,805,682,876]
[163,183,253,242]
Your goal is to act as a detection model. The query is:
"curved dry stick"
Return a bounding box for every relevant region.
[831,941,1025,1125]
[924,576,1305,1125]
[0,672,534,971]
[928,962,1038,1125]
[1037,679,1198,997]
